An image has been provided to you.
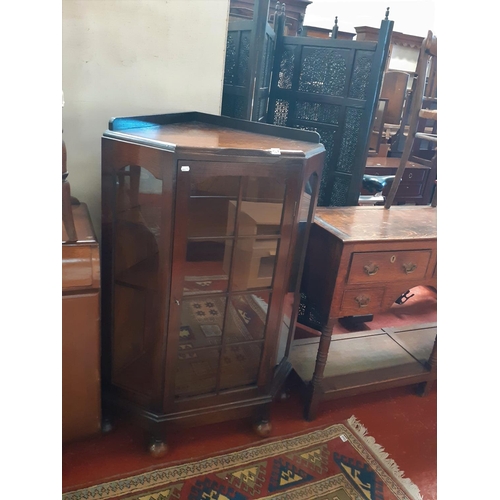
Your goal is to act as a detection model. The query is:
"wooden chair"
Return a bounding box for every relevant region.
[385,30,437,208]
[380,70,410,126]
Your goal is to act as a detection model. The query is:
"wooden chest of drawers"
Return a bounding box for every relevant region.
[293,205,437,420]
[62,203,101,443]
[363,156,436,205]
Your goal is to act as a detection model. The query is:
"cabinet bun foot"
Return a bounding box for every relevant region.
[253,420,272,438]
[148,439,168,458]
[101,417,114,434]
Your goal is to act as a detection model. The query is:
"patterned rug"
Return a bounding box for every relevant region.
[62,417,422,500]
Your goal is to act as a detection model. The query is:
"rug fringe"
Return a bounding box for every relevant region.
[347,416,424,500]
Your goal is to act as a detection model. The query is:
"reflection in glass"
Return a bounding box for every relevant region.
[183,239,232,296]
[225,293,270,343]
[231,239,278,291]
[188,174,240,238]
[244,176,286,202]
[175,347,220,397]
[279,173,319,364]
[237,201,283,236]
[178,297,226,349]
[220,343,263,390]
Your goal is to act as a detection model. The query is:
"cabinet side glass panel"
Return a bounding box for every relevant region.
[112,166,162,396]
[278,172,319,364]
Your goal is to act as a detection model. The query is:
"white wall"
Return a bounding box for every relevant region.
[62,0,230,233]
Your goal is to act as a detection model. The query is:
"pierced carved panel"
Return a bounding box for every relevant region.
[337,107,363,173]
[298,47,349,96]
[236,31,251,86]
[224,31,238,85]
[349,50,374,100]
[295,101,341,125]
[234,96,248,119]
[273,99,290,126]
[293,124,336,206]
[329,175,351,206]
[278,45,295,89]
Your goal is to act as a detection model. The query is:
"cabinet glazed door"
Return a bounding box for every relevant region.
[110,165,165,404]
[165,160,299,406]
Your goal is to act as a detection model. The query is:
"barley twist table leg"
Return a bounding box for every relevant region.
[304,318,335,421]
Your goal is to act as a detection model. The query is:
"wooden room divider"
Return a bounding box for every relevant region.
[222,2,393,207]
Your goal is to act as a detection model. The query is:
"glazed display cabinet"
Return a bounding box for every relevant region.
[101,112,325,456]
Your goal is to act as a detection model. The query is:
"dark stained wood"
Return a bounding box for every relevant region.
[101,112,325,454]
[295,206,436,418]
[62,203,101,443]
[267,14,394,207]
[105,120,322,156]
[314,205,436,241]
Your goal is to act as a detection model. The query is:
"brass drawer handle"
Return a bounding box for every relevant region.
[402,262,417,274]
[355,295,370,308]
[363,263,379,276]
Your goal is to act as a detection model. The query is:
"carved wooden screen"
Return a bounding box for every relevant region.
[221,0,276,121]
[267,17,393,206]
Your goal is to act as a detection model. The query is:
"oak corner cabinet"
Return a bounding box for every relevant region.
[100,112,325,456]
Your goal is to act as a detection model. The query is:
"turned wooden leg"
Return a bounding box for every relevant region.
[253,404,272,437]
[305,318,334,421]
[417,336,437,396]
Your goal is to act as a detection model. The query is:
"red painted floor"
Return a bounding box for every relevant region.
[62,286,437,499]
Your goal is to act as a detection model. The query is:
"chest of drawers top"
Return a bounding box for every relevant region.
[314,206,437,243]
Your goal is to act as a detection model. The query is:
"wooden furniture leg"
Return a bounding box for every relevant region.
[148,427,169,458]
[305,318,334,421]
[253,403,272,437]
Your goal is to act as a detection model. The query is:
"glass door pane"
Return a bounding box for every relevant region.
[172,162,291,400]
[112,166,163,397]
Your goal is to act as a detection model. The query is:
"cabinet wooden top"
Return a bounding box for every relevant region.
[104,112,324,157]
[314,206,437,242]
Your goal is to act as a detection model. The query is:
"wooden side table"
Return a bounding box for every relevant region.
[62,203,101,443]
[293,206,437,420]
